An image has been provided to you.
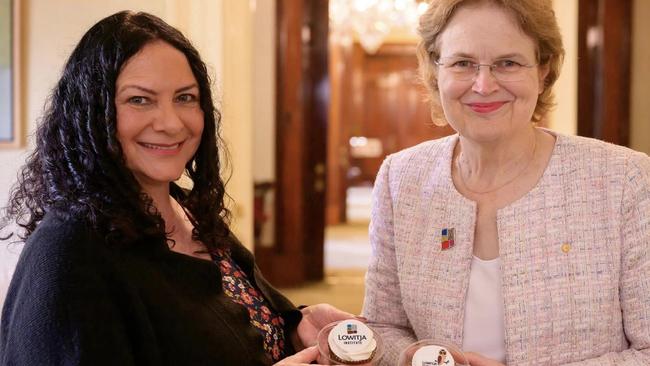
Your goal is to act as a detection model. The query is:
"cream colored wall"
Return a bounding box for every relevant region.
[221,1,254,249]
[550,0,578,135]
[165,0,223,87]
[252,0,276,183]
[630,0,650,155]
[0,0,255,250]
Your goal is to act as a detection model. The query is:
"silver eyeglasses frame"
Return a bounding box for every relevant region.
[433,59,538,82]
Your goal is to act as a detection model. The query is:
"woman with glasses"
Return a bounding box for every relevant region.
[0,11,352,366]
[362,0,650,365]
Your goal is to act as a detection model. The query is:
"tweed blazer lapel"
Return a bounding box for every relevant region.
[389,134,475,345]
[365,131,650,365]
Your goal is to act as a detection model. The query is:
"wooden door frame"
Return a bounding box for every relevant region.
[301,0,329,280]
[326,42,364,225]
[577,0,631,145]
[255,0,328,287]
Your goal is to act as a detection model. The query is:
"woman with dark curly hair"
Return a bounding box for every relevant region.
[0,11,351,366]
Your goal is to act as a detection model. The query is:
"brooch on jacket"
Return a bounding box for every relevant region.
[441,228,455,250]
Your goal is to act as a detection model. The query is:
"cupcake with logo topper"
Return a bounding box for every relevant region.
[398,340,468,366]
[317,319,384,365]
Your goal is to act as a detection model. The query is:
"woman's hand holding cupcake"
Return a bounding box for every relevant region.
[274,304,356,365]
[297,304,357,348]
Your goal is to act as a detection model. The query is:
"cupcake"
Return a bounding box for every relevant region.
[411,345,455,366]
[326,319,378,365]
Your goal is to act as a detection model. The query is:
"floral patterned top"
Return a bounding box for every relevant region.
[213,248,287,362]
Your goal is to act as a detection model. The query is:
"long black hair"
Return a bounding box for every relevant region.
[3,11,232,249]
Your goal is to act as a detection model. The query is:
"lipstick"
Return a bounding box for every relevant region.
[468,102,506,114]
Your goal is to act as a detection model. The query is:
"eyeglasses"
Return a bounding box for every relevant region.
[434,58,537,82]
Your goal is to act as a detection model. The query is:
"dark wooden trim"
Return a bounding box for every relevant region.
[325,42,346,225]
[254,0,307,287]
[577,0,597,139]
[577,0,631,145]
[302,0,328,281]
[255,0,328,287]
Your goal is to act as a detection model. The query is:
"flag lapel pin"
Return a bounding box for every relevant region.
[441,228,455,250]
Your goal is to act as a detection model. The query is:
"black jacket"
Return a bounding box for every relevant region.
[1,212,301,365]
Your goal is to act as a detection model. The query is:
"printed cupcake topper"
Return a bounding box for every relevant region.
[412,345,454,366]
[328,319,377,364]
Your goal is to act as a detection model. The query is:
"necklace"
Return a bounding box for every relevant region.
[455,134,537,195]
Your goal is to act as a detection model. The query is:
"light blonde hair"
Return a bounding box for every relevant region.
[416,0,565,125]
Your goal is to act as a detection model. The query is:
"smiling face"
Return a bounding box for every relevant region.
[115,41,204,190]
[435,2,549,143]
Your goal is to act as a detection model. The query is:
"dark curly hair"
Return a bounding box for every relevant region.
[2,11,232,250]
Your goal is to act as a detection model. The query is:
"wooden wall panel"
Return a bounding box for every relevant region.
[255,0,328,286]
[326,42,453,222]
[577,0,631,145]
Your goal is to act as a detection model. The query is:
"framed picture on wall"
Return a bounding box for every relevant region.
[0,0,21,148]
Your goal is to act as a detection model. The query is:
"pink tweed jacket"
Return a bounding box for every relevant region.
[362,131,650,365]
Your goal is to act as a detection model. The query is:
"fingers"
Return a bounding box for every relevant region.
[322,303,356,319]
[465,352,487,365]
[464,352,505,366]
[329,306,356,321]
[301,303,356,325]
[274,345,322,365]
